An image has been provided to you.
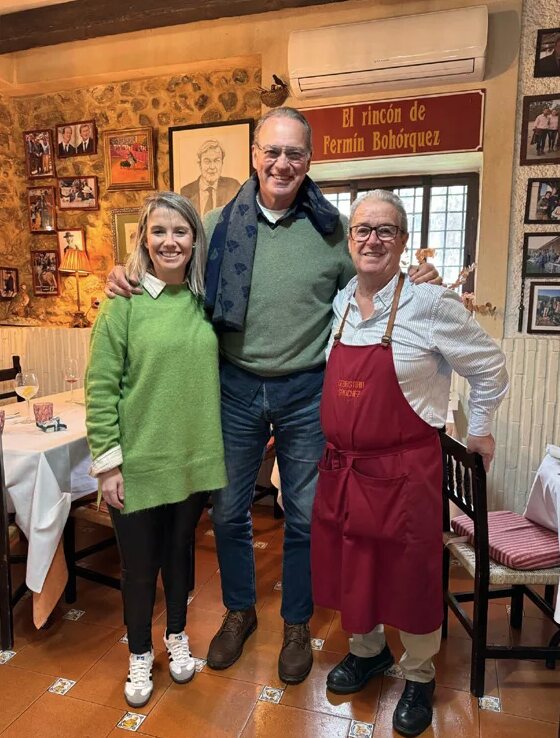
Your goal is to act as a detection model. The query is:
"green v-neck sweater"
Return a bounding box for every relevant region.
[85,285,227,514]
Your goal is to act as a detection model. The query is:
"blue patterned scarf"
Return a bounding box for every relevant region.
[204,173,340,331]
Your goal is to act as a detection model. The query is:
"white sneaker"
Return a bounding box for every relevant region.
[164,631,196,684]
[124,650,154,708]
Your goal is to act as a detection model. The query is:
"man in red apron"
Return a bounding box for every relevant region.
[311,190,508,736]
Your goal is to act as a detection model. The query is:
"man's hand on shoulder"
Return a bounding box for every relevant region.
[105,265,143,299]
[408,262,442,285]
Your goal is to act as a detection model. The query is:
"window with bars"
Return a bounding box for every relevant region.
[322,174,479,287]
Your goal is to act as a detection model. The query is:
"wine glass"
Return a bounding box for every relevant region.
[14,371,39,424]
[63,359,79,403]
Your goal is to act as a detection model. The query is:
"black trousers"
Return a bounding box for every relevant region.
[109,494,207,654]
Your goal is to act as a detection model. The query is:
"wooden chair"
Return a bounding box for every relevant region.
[441,433,560,696]
[0,355,24,403]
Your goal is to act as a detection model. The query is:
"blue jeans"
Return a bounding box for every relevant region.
[211,360,325,624]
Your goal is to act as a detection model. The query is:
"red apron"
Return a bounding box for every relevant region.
[311,274,443,635]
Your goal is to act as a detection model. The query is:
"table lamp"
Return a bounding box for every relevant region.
[59,249,92,328]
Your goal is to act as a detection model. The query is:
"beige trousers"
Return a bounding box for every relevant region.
[349,624,441,683]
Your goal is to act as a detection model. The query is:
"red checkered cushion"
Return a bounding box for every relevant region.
[451,510,560,570]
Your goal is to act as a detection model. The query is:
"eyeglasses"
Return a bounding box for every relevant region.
[349,224,403,242]
[254,142,310,163]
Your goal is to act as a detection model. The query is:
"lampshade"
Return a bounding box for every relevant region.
[59,249,91,275]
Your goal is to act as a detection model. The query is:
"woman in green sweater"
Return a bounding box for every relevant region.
[86,191,227,708]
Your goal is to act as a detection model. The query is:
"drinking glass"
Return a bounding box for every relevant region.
[63,359,79,403]
[14,371,39,424]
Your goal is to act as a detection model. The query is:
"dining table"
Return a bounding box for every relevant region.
[524,446,560,624]
[3,389,97,628]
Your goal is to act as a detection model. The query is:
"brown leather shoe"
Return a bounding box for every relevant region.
[206,607,257,670]
[278,622,313,684]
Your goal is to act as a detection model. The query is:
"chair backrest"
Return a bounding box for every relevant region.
[441,433,489,574]
[0,356,23,402]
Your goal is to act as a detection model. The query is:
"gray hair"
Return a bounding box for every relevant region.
[349,189,409,234]
[197,139,225,162]
[253,107,313,152]
[126,191,207,298]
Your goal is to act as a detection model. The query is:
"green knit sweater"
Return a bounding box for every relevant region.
[85,284,227,514]
[205,209,355,376]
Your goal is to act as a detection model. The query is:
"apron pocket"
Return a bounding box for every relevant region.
[313,465,348,525]
[345,468,408,542]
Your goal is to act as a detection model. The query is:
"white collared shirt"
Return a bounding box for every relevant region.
[327,273,509,436]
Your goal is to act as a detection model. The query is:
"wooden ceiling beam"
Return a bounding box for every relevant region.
[0,0,348,54]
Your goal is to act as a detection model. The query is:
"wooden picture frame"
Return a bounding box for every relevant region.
[27,186,57,233]
[31,249,60,296]
[23,129,56,179]
[527,282,560,334]
[0,268,19,299]
[103,127,156,191]
[55,119,97,158]
[525,178,560,223]
[522,232,560,278]
[56,228,86,262]
[111,207,141,264]
[520,94,560,166]
[56,176,99,210]
[169,119,252,216]
[534,28,560,78]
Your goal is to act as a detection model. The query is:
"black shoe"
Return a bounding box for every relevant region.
[326,646,394,694]
[392,679,435,737]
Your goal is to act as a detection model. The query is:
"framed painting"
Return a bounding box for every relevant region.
[55,119,97,157]
[0,268,18,299]
[525,178,560,223]
[534,28,560,78]
[522,233,560,278]
[111,207,141,264]
[520,94,560,165]
[27,186,57,233]
[23,129,56,179]
[169,119,252,216]
[103,127,156,191]
[527,282,560,334]
[57,176,99,210]
[31,250,60,296]
[56,228,86,262]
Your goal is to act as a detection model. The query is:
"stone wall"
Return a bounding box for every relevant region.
[1,63,261,326]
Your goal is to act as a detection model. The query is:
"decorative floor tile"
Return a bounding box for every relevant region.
[506,605,511,615]
[478,695,501,712]
[0,650,16,664]
[117,712,147,731]
[253,541,268,549]
[48,677,76,695]
[310,638,325,651]
[193,658,207,672]
[63,608,85,621]
[258,685,285,704]
[384,664,404,679]
[204,529,215,537]
[119,634,129,645]
[187,595,194,605]
[274,581,282,591]
[348,720,374,737]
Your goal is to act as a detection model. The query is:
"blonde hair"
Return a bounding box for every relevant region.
[126,191,207,297]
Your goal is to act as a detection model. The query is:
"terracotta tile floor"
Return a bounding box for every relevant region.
[1,507,560,737]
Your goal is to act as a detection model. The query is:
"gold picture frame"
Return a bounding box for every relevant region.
[103,127,156,191]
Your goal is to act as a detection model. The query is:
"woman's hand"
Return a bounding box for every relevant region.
[408,263,442,285]
[99,468,125,509]
[466,433,495,472]
[105,265,143,299]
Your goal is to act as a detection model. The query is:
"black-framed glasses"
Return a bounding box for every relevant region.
[254,142,310,163]
[349,224,403,242]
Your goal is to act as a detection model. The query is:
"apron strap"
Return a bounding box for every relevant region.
[333,302,352,341]
[381,272,405,346]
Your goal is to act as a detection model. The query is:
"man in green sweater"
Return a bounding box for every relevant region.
[106,107,437,686]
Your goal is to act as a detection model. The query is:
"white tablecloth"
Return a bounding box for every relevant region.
[524,451,560,623]
[2,391,96,592]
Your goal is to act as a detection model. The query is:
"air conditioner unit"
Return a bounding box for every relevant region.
[288,6,488,98]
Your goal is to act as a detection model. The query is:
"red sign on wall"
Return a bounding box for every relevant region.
[303,90,485,162]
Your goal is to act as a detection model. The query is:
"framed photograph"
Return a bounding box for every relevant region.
[103,127,156,191]
[169,119,252,216]
[520,94,560,165]
[525,179,560,223]
[522,233,560,278]
[527,282,560,334]
[27,186,57,233]
[0,268,18,299]
[57,228,86,261]
[23,129,55,179]
[55,120,97,158]
[57,176,99,210]
[111,207,141,264]
[534,28,560,78]
[31,250,59,296]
